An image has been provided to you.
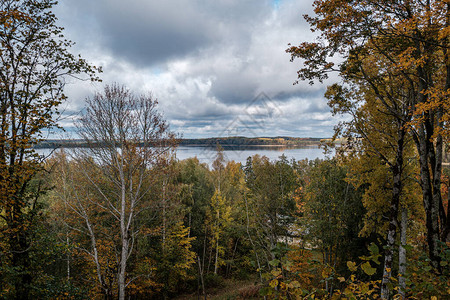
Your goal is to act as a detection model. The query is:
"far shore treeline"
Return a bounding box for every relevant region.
[34,136,325,149]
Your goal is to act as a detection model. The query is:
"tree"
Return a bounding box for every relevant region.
[208,145,232,275]
[145,156,197,299]
[50,154,120,298]
[153,221,196,298]
[243,155,299,268]
[301,158,367,294]
[174,157,215,282]
[206,190,233,275]
[287,0,449,276]
[325,74,421,297]
[0,0,97,298]
[71,84,175,299]
[219,160,249,278]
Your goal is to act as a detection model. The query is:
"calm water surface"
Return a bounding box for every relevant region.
[37,145,331,166]
[175,146,330,165]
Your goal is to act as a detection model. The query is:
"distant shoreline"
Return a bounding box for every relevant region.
[34,136,327,149]
[178,144,320,148]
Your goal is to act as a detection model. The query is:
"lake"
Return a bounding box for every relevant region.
[36,145,331,166]
[175,145,330,165]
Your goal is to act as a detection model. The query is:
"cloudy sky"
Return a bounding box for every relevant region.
[54,0,339,139]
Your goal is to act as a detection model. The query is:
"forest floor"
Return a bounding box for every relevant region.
[174,277,261,300]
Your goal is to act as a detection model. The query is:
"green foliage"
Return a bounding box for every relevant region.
[301,158,371,274]
[3,0,450,298]
[0,0,98,298]
[288,0,449,274]
[404,241,450,298]
[243,155,300,269]
[206,190,233,273]
[203,273,225,289]
[260,243,383,299]
[155,222,196,297]
[330,244,383,299]
[32,149,450,298]
[260,243,309,299]
[175,157,215,254]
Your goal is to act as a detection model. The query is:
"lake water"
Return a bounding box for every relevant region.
[175,146,329,165]
[36,145,331,166]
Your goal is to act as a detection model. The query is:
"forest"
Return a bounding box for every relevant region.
[1,0,450,299]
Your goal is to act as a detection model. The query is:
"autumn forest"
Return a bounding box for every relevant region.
[1,0,450,299]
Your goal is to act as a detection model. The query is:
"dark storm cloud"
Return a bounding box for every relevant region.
[94,3,213,66]
[57,0,273,66]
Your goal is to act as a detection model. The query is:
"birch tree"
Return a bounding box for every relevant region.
[73,84,175,300]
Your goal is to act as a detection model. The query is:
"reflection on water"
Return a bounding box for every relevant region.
[36,145,332,166]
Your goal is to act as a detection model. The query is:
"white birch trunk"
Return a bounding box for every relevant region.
[119,168,128,300]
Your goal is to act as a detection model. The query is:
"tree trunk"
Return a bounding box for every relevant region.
[197,256,206,300]
[442,1,450,244]
[324,250,329,293]
[214,208,220,275]
[381,128,405,299]
[119,183,128,300]
[214,237,219,274]
[416,131,442,273]
[398,207,408,300]
[414,58,443,273]
[162,180,167,253]
[244,195,264,285]
[119,236,128,300]
[67,233,71,281]
[443,186,450,242]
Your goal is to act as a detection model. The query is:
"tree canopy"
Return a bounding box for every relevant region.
[0,1,98,298]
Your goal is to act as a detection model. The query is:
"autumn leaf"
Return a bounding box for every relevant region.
[361,262,376,276]
[347,261,357,272]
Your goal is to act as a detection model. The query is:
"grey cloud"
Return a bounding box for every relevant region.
[54,0,339,138]
[208,76,259,104]
[57,0,273,66]
[273,88,326,103]
[302,99,329,114]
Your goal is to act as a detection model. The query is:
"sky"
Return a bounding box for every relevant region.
[54,0,340,139]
